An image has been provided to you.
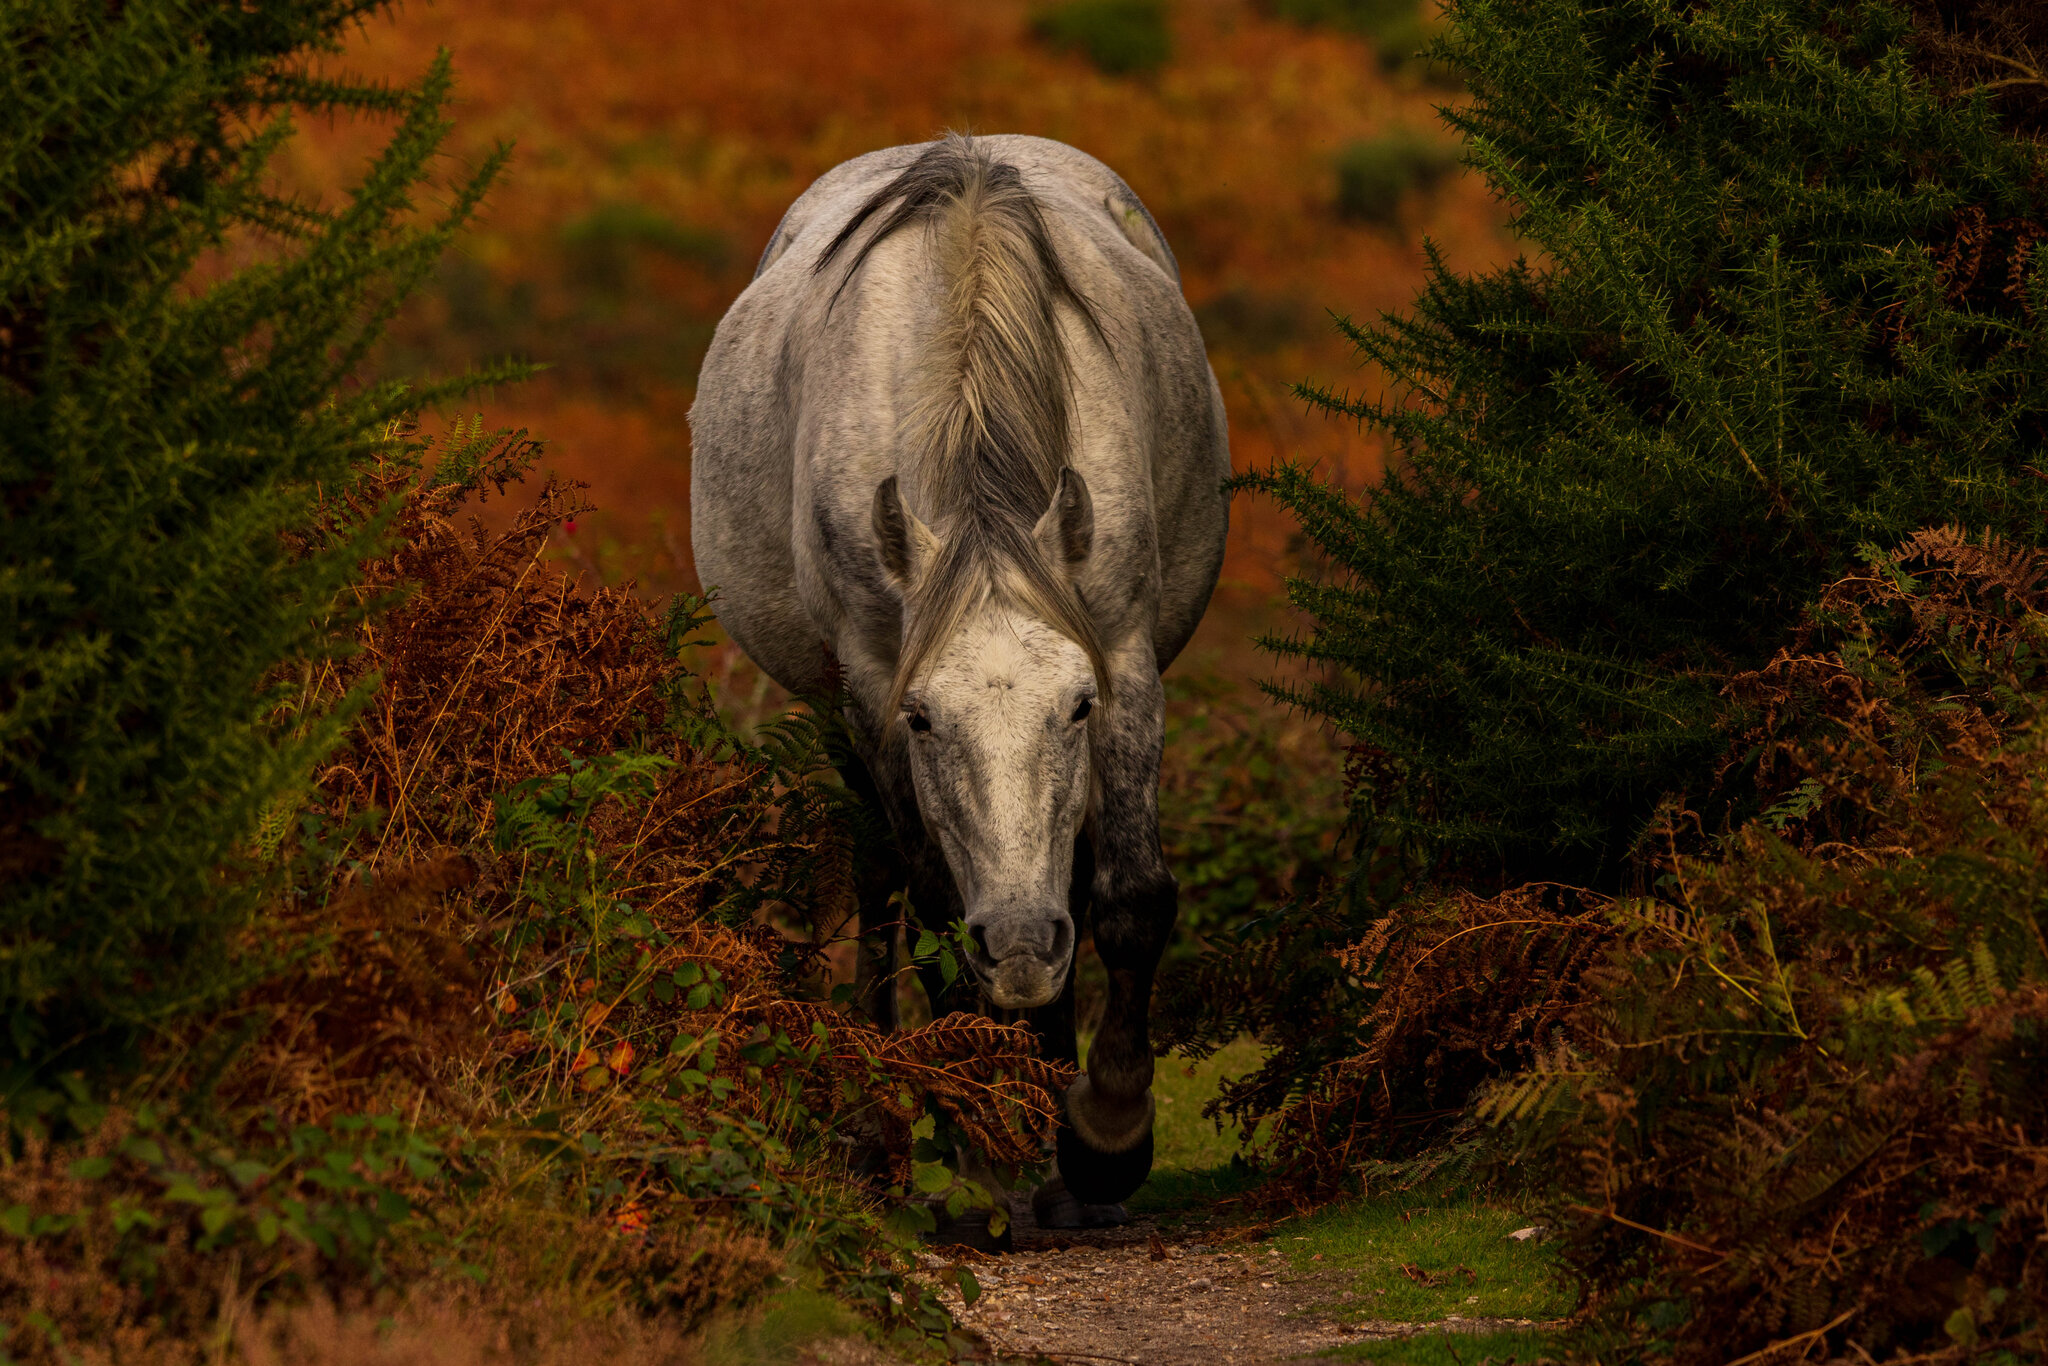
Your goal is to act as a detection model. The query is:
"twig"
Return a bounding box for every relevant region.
[1720,1307,1858,1366]
[1568,1203,1722,1257]
[1411,918,1587,967]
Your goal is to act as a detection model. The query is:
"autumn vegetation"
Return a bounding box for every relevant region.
[7,0,2047,1363]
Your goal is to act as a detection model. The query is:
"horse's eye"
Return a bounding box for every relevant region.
[1070,697,1093,723]
[907,710,932,734]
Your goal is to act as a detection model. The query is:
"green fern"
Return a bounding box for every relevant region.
[1907,939,2008,1025]
[1477,1035,1594,1128]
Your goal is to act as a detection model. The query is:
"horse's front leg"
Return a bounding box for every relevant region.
[1046,667,1175,1217]
[848,722,973,1021]
[837,752,907,1032]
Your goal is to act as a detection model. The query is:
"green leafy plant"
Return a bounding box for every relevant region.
[1157,670,1349,960]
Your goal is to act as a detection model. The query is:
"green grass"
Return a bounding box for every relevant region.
[1321,1326,1563,1363]
[1115,1036,1569,1347]
[1277,1193,1572,1325]
[1152,1035,1265,1171]
[1126,1036,1269,1218]
[699,1283,874,1365]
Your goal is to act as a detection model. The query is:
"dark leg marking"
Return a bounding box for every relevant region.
[1051,666,1178,1210]
[838,753,907,1031]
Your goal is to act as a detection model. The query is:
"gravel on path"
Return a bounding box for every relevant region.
[909,1193,1550,1366]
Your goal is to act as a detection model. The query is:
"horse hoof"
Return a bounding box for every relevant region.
[1056,1118,1153,1206]
[1033,1177,1131,1229]
[924,1207,1013,1253]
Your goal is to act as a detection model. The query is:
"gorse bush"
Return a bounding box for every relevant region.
[1165,4,2048,1355]
[1243,0,2048,886]
[0,0,509,1079]
[1030,0,1174,75]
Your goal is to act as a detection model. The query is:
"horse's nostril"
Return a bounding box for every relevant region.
[964,913,1072,974]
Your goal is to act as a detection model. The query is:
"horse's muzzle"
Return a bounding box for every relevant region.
[966,907,1074,1009]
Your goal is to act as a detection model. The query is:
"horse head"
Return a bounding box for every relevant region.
[873,468,1100,1009]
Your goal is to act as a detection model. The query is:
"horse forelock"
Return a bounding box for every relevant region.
[820,134,1112,715]
[889,529,1109,720]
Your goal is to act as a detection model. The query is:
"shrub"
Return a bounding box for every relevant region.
[1030,0,1174,75]
[1166,529,2048,1365]
[308,454,1067,1329]
[1,3,1072,1351]
[1483,529,2048,1363]
[1156,864,1609,1189]
[559,202,729,296]
[1242,0,2048,887]
[1274,0,1413,29]
[1333,131,1459,223]
[0,0,507,1079]
[1156,671,1349,962]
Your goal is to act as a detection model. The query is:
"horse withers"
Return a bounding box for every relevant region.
[688,134,1229,1233]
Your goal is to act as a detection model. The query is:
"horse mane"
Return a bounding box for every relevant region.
[813,134,1113,713]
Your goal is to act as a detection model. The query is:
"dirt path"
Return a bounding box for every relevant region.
[912,1195,1539,1365]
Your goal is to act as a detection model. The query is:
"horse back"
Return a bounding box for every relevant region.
[688,136,1229,705]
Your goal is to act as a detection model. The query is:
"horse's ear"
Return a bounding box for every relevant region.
[872,476,937,591]
[1034,467,1094,571]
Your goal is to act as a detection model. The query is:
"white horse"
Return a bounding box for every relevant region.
[690,134,1229,1231]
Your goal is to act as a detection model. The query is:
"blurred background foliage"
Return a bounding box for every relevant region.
[1030,0,1178,74]
[287,0,1507,648]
